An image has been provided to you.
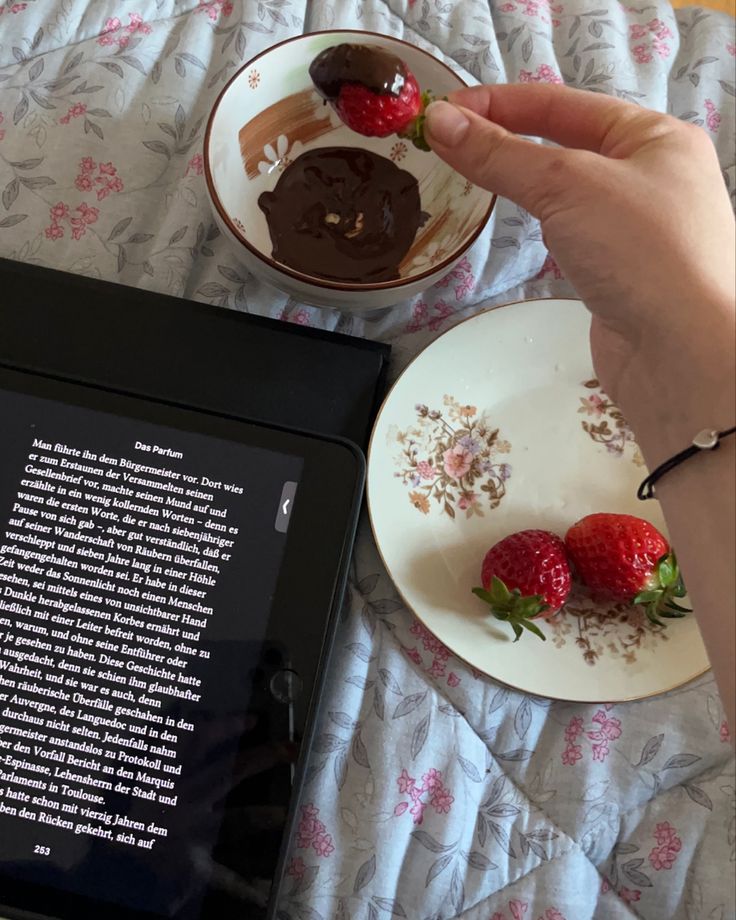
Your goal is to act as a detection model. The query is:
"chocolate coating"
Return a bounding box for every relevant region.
[309,43,407,100]
[258,147,422,284]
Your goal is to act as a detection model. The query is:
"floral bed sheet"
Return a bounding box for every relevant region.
[0,1,734,918]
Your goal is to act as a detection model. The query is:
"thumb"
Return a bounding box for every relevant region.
[425,99,578,219]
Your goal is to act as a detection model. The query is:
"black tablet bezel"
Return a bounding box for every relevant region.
[0,364,364,920]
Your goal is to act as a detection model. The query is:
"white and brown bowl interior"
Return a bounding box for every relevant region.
[205,30,495,290]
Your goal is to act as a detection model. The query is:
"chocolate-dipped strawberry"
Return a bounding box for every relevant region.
[309,43,435,150]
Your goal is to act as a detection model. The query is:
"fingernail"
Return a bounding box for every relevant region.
[425,100,470,147]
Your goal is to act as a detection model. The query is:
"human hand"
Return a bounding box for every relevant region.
[425,85,735,465]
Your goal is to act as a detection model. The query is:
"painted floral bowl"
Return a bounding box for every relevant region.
[204,30,495,311]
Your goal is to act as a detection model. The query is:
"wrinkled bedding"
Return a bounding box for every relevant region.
[0,1,734,918]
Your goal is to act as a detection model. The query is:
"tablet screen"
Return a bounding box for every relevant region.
[0,383,307,918]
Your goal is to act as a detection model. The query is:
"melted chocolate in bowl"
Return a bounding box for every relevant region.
[258,147,422,284]
[309,43,407,100]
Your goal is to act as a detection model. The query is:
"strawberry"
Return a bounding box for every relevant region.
[472,530,572,642]
[309,44,436,151]
[564,513,690,626]
[334,75,422,140]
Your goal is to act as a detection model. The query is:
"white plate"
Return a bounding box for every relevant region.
[367,298,710,701]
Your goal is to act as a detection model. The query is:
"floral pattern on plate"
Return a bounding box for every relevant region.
[392,395,511,519]
[549,586,669,667]
[578,378,645,466]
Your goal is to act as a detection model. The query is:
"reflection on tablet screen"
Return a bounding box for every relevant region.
[0,386,304,918]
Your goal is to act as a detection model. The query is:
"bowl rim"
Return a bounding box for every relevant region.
[203,28,497,294]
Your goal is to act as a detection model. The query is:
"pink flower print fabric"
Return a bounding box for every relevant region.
[649,821,682,871]
[393,767,454,824]
[295,804,335,858]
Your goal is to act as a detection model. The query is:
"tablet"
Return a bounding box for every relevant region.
[0,257,390,451]
[0,365,364,920]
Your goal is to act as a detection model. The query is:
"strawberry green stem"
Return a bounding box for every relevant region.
[398,90,446,152]
[633,552,691,627]
[472,576,548,642]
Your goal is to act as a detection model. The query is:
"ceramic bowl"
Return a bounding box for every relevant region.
[204,30,495,311]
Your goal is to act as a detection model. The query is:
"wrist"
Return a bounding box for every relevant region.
[622,315,735,470]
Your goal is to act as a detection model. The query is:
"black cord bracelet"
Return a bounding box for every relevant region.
[637,426,736,500]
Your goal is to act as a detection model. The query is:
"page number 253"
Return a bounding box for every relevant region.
[34,845,51,856]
